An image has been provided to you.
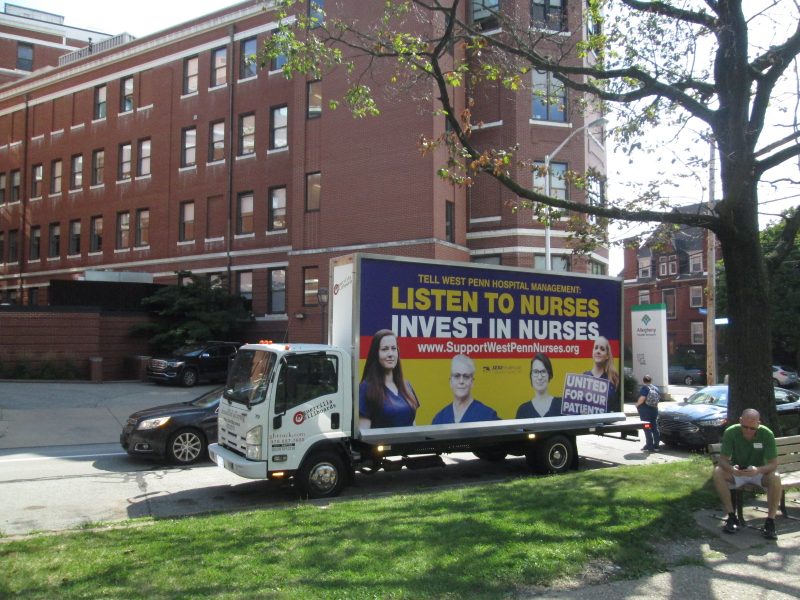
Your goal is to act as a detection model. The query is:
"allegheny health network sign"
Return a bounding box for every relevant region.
[631,304,668,390]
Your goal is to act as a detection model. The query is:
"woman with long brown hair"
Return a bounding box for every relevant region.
[359,329,419,429]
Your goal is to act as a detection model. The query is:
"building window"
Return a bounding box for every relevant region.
[589,260,606,275]
[209,121,225,162]
[637,289,650,304]
[50,159,62,194]
[307,80,322,118]
[689,252,703,273]
[0,173,5,203]
[533,254,569,271]
[270,105,288,149]
[690,285,704,308]
[587,176,605,223]
[445,200,455,243]
[211,47,227,86]
[532,0,566,31]
[658,256,668,277]
[11,170,20,202]
[135,208,150,247]
[268,186,287,231]
[237,192,254,234]
[238,271,253,311]
[472,255,502,265]
[240,37,257,79]
[120,76,134,112]
[303,266,320,306]
[179,201,195,242]
[662,288,676,319]
[183,56,199,94]
[238,113,255,155]
[47,222,60,259]
[116,212,130,249]
[473,0,499,22]
[91,149,104,185]
[17,42,33,71]
[70,156,83,190]
[270,47,287,71]
[308,0,325,27]
[94,85,107,119]
[8,230,18,262]
[31,164,43,198]
[68,220,81,255]
[138,138,151,176]
[181,127,197,167]
[532,69,566,122]
[118,143,132,180]
[29,225,41,260]
[638,257,651,279]
[669,255,678,275]
[268,268,286,313]
[306,172,321,211]
[90,216,103,252]
[691,321,704,345]
[533,161,567,200]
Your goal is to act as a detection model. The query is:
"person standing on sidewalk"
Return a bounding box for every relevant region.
[712,408,781,540]
[636,374,661,452]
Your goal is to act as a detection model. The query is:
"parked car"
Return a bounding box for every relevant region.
[668,365,706,386]
[773,365,799,387]
[120,386,221,464]
[146,341,241,387]
[657,385,800,449]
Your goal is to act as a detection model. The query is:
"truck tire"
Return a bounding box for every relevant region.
[526,435,573,475]
[473,449,507,462]
[180,368,198,387]
[297,451,347,498]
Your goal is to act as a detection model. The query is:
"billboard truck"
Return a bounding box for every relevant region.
[209,254,643,497]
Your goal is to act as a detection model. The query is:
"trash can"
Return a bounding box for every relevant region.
[89,356,103,383]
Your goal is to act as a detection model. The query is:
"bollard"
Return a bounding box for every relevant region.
[89,356,103,383]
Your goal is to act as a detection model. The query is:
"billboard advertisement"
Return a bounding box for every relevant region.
[355,256,623,431]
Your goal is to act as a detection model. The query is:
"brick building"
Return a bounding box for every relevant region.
[0,0,609,343]
[621,203,719,359]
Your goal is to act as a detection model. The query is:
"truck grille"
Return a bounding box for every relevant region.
[149,359,168,372]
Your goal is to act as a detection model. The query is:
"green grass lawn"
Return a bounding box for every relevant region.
[2,458,716,599]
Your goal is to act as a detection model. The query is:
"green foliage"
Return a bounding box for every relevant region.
[1,460,716,598]
[0,353,82,380]
[133,272,248,353]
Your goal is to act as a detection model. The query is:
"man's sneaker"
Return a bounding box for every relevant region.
[724,514,740,534]
[763,518,778,540]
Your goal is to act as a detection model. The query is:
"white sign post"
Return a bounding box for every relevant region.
[631,304,669,393]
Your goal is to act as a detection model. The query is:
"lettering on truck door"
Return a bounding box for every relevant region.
[270,353,341,470]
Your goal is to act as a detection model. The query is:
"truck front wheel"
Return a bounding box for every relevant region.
[297,451,347,498]
[526,435,574,475]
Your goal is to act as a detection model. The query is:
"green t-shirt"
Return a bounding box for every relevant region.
[720,424,777,467]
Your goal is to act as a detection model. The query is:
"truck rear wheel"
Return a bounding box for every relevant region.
[297,451,347,498]
[526,435,574,475]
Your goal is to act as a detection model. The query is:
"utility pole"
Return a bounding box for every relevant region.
[706,140,717,384]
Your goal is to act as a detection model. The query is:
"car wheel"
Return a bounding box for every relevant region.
[684,375,694,385]
[180,368,198,387]
[167,428,206,465]
[297,451,347,498]
[473,449,507,462]
[526,435,574,475]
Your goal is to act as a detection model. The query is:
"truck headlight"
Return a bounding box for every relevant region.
[138,416,171,430]
[245,425,262,460]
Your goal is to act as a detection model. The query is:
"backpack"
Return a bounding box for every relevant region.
[645,385,660,407]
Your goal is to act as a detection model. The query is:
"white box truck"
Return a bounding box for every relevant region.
[209,253,641,497]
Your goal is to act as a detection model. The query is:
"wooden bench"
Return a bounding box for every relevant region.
[709,434,800,524]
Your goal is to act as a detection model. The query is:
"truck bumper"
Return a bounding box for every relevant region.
[208,443,268,479]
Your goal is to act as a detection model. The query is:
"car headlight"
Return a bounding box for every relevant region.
[167,361,185,368]
[245,425,262,460]
[138,416,172,430]
[697,417,726,427]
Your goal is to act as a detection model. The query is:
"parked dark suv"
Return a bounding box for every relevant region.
[146,341,241,387]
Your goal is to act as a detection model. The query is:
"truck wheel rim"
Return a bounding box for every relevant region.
[548,444,568,469]
[309,462,338,492]
[173,432,202,462]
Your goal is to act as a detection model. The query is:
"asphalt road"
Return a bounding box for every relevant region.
[0,381,689,537]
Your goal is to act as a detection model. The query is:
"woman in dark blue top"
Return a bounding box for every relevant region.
[516,353,562,418]
[359,329,419,429]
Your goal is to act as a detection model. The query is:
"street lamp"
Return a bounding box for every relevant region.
[543,116,609,270]
[317,287,329,343]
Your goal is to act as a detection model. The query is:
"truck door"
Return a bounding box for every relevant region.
[270,353,342,471]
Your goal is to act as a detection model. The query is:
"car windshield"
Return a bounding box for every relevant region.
[224,349,277,406]
[685,388,728,407]
[170,344,203,357]
[190,386,224,408]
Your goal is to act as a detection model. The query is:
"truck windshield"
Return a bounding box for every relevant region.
[223,349,276,406]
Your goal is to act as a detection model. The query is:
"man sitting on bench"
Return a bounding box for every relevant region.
[712,408,782,539]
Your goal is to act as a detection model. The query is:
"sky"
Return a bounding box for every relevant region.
[7,0,798,274]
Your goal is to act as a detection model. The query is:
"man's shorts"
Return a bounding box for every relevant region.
[731,473,764,489]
